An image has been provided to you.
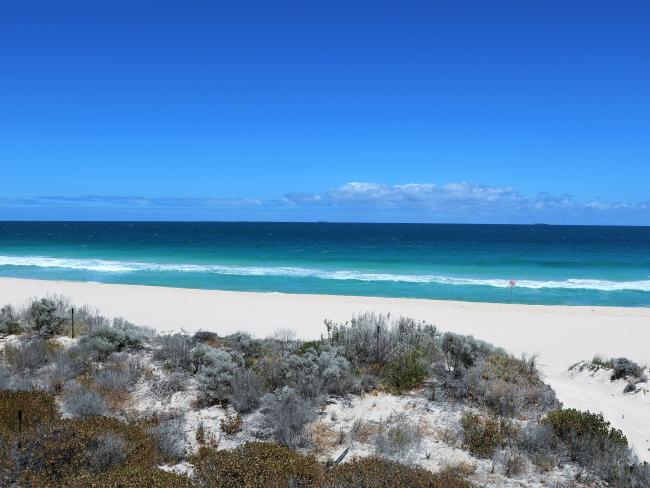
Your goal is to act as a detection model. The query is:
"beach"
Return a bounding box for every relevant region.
[2,277,649,372]
[3,277,650,460]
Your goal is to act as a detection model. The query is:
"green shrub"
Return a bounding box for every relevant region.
[544,408,627,447]
[67,466,194,488]
[0,391,164,486]
[0,305,22,335]
[193,330,221,344]
[590,355,613,370]
[461,412,515,458]
[191,443,477,488]
[543,409,650,485]
[191,442,323,488]
[324,457,475,488]
[382,350,428,393]
[441,332,499,373]
[297,340,323,355]
[483,354,539,385]
[0,390,59,435]
[4,416,162,485]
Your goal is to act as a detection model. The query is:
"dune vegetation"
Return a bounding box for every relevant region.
[0,296,648,487]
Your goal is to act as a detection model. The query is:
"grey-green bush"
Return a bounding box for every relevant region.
[84,433,129,473]
[194,346,243,405]
[151,372,188,398]
[148,416,186,461]
[94,363,140,392]
[62,382,108,418]
[441,332,499,374]
[0,304,22,335]
[5,337,51,373]
[516,421,560,470]
[260,386,314,448]
[228,369,264,413]
[78,319,153,359]
[48,350,85,392]
[373,418,423,460]
[25,297,69,337]
[154,333,194,371]
[610,357,643,381]
[327,313,439,368]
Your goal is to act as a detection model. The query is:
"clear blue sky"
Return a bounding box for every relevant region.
[1,1,648,223]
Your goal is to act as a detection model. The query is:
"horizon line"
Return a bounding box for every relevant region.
[0,220,648,228]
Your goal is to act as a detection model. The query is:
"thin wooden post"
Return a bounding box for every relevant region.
[376,324,381,363]
[17,409,23,448]
[71,307,75,338]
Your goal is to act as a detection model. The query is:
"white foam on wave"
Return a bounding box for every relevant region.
[0,255,649,292]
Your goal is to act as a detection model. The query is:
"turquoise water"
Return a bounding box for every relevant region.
[0,222,649,306]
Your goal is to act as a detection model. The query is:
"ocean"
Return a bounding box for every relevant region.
[0,222,648,307]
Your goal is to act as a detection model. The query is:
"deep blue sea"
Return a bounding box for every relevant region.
[0,222,649,306]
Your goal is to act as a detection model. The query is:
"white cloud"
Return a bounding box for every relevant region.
[281,181,649,220]
[11,195,262,208]
[2,183,648,224]
[325,181,523,208]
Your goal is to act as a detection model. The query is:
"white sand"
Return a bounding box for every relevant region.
[2,277,648,374]
[549,364,650,462]
[2,277,649,459]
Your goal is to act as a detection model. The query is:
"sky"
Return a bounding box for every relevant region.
[0,0,649,224]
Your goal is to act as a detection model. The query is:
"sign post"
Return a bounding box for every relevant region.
[508,279,516,304]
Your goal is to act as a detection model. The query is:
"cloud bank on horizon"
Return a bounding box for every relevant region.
[1,181,648,225]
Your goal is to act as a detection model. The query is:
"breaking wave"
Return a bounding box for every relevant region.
[1,255,649,292]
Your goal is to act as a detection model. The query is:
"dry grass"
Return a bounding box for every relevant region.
[440,460,478,477]
[350,418,377,443]
[435,426,460,446]
[312,421,341,453]
[101,389,133,411]
[220,412,242,435]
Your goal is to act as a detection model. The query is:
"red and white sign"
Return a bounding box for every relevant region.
[509,279,516,287]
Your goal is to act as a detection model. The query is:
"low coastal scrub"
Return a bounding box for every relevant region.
[191,443,475,488]
[373,417,423,459]
[0,390,163,486]
[461,411,515,458]
[77,319,153,360]
[260,386,315,448]
[610,357,644,381]
[571,355,649,395]
[25,296,70,337]
[191,443,323,488]
[576,355,644,381]
[525,408,650,486]
[0,305,22,335]
[2,296,649,487]
[545,408,627,447]
[324,458,475,488]
[0,390,59,433]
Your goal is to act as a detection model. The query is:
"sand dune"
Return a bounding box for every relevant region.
[2,277,649,459]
